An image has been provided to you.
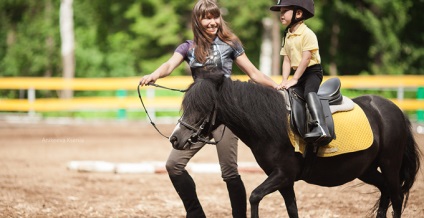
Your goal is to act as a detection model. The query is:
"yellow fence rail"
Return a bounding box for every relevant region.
[1,75,424,90]
[0,76,423,112]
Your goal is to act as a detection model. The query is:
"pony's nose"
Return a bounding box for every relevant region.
[170,136,178,148]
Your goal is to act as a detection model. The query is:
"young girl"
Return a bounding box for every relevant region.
[270,0,331,144]
[140,0,278,217]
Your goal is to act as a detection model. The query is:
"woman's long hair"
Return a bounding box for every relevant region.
[191,0,243,63]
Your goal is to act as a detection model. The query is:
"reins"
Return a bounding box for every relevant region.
[137,83,186,139]
[147,83,187,93]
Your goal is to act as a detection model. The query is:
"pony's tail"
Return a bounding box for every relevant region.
[399,115,421,211]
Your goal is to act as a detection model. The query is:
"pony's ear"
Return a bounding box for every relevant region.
[193,67,226,86]
[214,73,225,87]
[206,68,225,89]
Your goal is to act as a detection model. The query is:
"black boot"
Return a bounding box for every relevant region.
[304,92,331,145]
[169,171,206,218]
[225,175,247,218]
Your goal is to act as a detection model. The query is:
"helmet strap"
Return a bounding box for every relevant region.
[289,6,303,29]
[282,6,303,47]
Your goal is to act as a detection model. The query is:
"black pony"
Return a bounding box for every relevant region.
[169,73,421,218]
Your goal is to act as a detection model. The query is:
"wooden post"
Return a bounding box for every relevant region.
[271,13,281,76]
[260,18,273,76]
[28,88,35,117]
[60,0,75,99]
[117,89,127,120]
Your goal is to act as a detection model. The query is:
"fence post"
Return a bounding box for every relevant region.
[417,87,424,123]
[117,89,127,120]
[146,88,156,120]
[28,88,35,117]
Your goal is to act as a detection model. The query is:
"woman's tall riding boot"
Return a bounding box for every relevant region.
[225,175,247,218]
[169,170,206,218]
[304,92,331,144]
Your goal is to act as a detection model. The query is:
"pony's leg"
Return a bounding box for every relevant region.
[380,167,403,218]
[359,168,390,217]
[249,169,297,218]
[278,186,298,217]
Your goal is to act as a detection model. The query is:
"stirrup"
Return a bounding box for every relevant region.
[305,125,331,144]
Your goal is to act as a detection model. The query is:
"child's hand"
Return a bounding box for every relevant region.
[284,78,298,89]
[276,84,283,90]
[277,79,287,90]
[277,81,287,90]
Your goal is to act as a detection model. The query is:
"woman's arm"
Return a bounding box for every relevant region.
[139,52,184,86]
[235,53,278,89]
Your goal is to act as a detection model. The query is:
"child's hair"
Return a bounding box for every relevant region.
[191,0,242,63]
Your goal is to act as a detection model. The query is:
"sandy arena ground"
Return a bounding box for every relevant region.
[0,119,423,217]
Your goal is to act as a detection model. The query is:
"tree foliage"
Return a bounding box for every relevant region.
[0,0,423,80]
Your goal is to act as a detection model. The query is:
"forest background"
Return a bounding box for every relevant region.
[1,0,423,98]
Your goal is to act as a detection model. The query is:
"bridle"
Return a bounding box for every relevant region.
[177,104,225,146]
[137,83,225,145]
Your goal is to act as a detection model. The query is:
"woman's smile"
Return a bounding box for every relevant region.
[206,25,218,34]
[201,13,220,36]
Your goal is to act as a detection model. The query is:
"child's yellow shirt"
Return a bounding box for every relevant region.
[280,23,321,69]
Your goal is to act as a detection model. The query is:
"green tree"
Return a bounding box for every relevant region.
[0,0,61,77]
[400,0,424,75]
[320,0,415,75]
[72,0,137,78]
[1,0,423,84]
[125,0,194,76]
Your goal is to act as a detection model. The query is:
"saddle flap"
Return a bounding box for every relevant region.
[289,88,307,137]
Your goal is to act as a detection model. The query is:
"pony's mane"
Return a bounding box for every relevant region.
[182,78,218,117]
[219,78,288,139]
[182,76,288,139]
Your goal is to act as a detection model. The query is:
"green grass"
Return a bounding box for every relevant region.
[341,88,417,99]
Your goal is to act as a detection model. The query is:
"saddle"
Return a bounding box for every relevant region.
[288,78,343,141]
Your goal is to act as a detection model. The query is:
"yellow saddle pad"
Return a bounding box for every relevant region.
[289,104,374,157]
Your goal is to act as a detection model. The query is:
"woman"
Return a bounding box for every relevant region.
[140,1,278,217]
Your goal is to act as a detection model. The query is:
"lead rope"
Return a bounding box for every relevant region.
[137,83,187,139]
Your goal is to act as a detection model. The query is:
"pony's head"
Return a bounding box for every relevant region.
[170,69,225,150]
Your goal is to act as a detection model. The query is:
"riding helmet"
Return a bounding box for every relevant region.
[269,0,315,20]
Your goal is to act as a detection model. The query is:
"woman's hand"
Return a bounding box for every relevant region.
[139,74,158,86]
[139,52,184,86]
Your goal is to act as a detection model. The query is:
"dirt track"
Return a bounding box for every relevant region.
[0,120,423,217]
